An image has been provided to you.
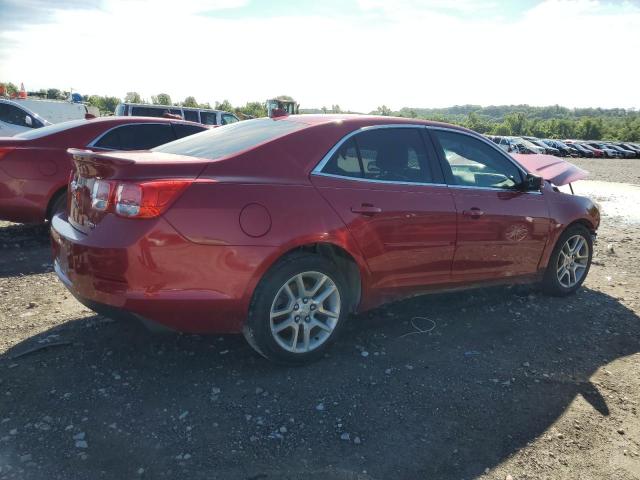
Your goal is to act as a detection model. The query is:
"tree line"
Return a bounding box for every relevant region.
[376,105,640,141]
[2,81,638,140]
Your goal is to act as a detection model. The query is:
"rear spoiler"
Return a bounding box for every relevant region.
[68,148,136,166]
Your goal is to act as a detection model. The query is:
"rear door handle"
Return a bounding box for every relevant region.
[462,208,484,218]
[351,204,382,216]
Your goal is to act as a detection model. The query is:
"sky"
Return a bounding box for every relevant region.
[0,0,639,112]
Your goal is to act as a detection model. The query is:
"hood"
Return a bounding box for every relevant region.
[512,153,588,186]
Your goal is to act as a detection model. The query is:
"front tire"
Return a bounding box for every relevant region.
[243,253,349,364]
[542,224,593,297]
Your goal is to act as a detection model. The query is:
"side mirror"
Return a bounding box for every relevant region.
[25,115,33,127]
[520,173,543,192]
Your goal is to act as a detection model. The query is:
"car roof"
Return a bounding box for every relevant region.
[282,114,472,132]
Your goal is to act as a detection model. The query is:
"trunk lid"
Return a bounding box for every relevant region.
[512,153,588,186]
[67,149,210,234]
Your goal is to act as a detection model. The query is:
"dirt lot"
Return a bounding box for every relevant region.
[1,159,639,480]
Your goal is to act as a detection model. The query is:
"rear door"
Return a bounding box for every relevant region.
[429,128,551,282]
[311,126,457,298]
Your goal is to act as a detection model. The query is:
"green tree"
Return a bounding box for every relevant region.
[182,96,198,108]
[375,105,392,116]
[215,100,234,112]
[578,117,604,140]
[465,112,491,133]
[152,93,172,105]
[492,123,512,136]
[236,101,267,118]
[331,105,342,113]
[46,88,61,100]
[125,91,142,103]
[504,112,528,135]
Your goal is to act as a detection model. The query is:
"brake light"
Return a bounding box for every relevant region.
[114,180,192,218]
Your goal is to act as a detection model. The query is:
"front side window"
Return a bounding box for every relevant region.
[200,112,217,125]
[432,130,522,189]
[221,113,239,125]
[321,128,432,184]
[0,103,33,127]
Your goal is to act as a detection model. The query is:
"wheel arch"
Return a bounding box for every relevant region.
[45,186,67,222]
[248,241,367,315]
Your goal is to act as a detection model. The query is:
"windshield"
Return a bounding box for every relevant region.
[152,118,306,159]
[14,118,87,139]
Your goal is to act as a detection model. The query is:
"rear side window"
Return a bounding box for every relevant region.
[200,112,217,125]
[183,110,199,122]
[322,128,432,183]
[94,124,176,150]
[153,118,305,159]
[173,123,206,139]
[131,106,183,118]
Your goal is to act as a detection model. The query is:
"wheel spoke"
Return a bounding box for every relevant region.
[314,284,336,304]
[283,283,296,302]
[574,263,587,271]
[317,307,338,319]
[290,324,300,350]
[309,275,328,296]
[295,274,307,298]
[311,319,332,332]
[271,304,293,319]
[273,319,294,333]
[302,324,311,351]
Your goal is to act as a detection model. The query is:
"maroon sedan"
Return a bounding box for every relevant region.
[51,115,599,363]
[0,117,207,223]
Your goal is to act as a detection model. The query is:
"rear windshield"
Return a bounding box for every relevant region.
[15,119,87,139]
[152,118,305,159]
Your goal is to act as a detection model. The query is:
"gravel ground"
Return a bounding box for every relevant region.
[571,157,640,185]
[1,159,639,479]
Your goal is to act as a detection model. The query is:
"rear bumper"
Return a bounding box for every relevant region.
[51,213,278,333]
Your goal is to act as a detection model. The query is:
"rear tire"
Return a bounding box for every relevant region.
[542,224,593,297]
[243,253,349,364]
[47,191,67,223]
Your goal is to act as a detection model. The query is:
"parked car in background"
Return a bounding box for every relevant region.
[0,117,207,223]
[575,142,605,158]
[11,98,94,124]
[564,142,594,158]
[51,115,599,363]
[0,98,51,136]
[605,143,636,158]
[541,139,575,157]
[522,136,560,156]
[115,103,240,126]
[585,142,622,158]
[619,143,640,157]
[491,135,545,154]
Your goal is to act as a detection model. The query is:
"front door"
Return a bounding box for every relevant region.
[311,127,457,300]
[429,128,551,282]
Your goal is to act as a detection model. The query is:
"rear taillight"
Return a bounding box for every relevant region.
[84,179,191,219]
[91,180,115,212]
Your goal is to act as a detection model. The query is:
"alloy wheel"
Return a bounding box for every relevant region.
[269,271,341,354]
[556,234,589,288]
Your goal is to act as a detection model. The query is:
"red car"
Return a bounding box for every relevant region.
[0,117,207,223]
[51,115,600,363]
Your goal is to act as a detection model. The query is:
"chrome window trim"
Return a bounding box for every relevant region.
[86,122,174,149]
[311,123,543,195]
[313,171,448,188]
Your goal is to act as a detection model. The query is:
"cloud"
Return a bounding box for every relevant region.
[1,0,638,111]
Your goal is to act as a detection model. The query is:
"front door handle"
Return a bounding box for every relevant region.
[351,204,382,216]
[462,208,485,218]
